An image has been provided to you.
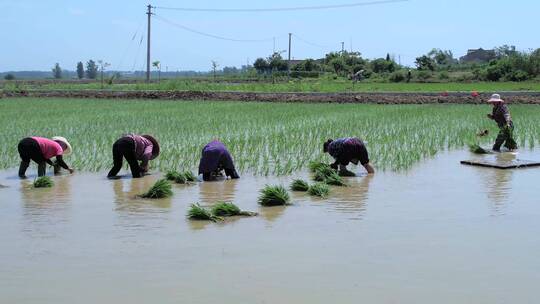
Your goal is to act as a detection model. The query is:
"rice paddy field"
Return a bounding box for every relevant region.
[1,97,540,175]
[2,97,540,303]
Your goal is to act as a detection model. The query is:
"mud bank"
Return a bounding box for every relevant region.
[2,89,540,104]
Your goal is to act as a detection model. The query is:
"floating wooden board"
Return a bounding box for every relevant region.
[461,158,540,169]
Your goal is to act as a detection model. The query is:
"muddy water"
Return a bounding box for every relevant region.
[1,150,539,304]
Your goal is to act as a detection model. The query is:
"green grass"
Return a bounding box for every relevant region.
[290,179,310,191]
[140,179,173,199]
[187,203,222,222]
[5,79,540,93]
[258,185,290,206]
[33,176,53,188]
[308,183,331,197]
[210,202,258,217]
[1,98,540,174]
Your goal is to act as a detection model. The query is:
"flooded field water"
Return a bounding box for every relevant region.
[1,150,539,304]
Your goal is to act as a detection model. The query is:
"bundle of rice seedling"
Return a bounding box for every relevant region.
[258,185,290,206]
[187,203,222,222]
[313,166,336,181]
[291,179,310,191]
[165,170,188,184]
[140,179,173,199]
[183,171,196,182]
[33,176,54,188]
[211,202,258,217]
[469,144,489,154]
[309,161,331,173]
[324,173,347,186]
[308,183,330,197]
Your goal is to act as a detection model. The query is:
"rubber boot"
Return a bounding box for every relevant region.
[37,162,47,177]
[18,161,30,178]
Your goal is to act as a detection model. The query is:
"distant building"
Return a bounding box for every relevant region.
[459,48,497,64]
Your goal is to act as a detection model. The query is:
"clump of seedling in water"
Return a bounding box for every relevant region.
[308,183,330,197]
[33,176,54,188]
[258,185,290,206]
[165,170,197,184]
[309,161,331,173]
[211,202,258,217]
[469,144,490,154]
[182,171,196,182]
[313,165,347,186]
[290,179,310,191]
[187,203,223,222]
[140,179,173,199]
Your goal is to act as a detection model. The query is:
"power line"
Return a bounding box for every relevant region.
[292,34,333,49]
[153,14,273,43]
[153,0,408,12]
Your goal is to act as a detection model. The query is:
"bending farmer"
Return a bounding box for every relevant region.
[107,134,160,179]
[486,94,517,152]
[198,140,239,181]
[323,137,375,175]
[18,136,74,178]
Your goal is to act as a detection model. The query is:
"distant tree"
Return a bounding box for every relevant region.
[386,53,391,61]
[4,73,15,80]
[415,55,436,71]
[152,60,161,81]
[329,57,346,75]
[76,61,84,79]
[253,58,269,74]
[494,45,517,58]
[268,52,288,72]
[370,58,396,73]
[210,60,219,80]
[427,49,455,66]
[86,60,98,79]
[223,66,239,75]
[52,63,62,79]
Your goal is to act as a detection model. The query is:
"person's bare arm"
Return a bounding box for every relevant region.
[363,163,375,174]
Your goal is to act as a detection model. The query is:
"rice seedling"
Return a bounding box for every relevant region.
[182,171,196,182]
[167,170,188,184]
[324,173,347,186]
[258,185,290,206]
[210,202,258,217]
[1,98,540,174]
[33,176,54,188]
[187,203,222,222]
[290,179,310,191]
[313,166,336,181]
[469,144,490,154]
[140,179,173,199]
[309,161,330,173]
[308,183,330,197]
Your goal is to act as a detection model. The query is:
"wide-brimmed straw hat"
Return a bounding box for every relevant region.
[488,93,504,103]
[142,135,160,158]
[52,136,72,155]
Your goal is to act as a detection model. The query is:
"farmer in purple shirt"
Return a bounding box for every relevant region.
[198,140,239,181]
[107,134,160,179]
[323,137,375,176]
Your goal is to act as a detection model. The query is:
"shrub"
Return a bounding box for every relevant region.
[4,74,15,80]
[438,71,450,80]
[389,71,406,83]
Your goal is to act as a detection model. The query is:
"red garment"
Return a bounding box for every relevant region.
[31,137,63,159]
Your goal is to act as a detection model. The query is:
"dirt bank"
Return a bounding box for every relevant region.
[2,89,540,104]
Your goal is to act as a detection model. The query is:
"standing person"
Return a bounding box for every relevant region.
[486,94,517,152]
[198,140,239,181]
[323,137,375,176]
[18,136,74,178]
[107,134,160,179]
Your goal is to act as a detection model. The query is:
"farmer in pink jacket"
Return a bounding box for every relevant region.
[107,134,160,179]
[17,136,74,178]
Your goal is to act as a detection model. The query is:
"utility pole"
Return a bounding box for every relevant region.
[288,33,292,78]
[341,42,345,54]
[146,4,152,83]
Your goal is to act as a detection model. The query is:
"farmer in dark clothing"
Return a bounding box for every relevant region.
[198,140,239,181]
[486,94,517,152]
[18,136,74,178]
[323,137,375,176]
[107,134,160,179]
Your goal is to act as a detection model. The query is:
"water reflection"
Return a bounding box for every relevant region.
[325,175,373,219]
[258,205,287,223]
[478,153,515,215]
[113,176,171,214]
[20,175,72,238]
[198,178,238,205]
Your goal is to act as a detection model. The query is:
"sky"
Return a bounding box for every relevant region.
[0,0,538,72]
